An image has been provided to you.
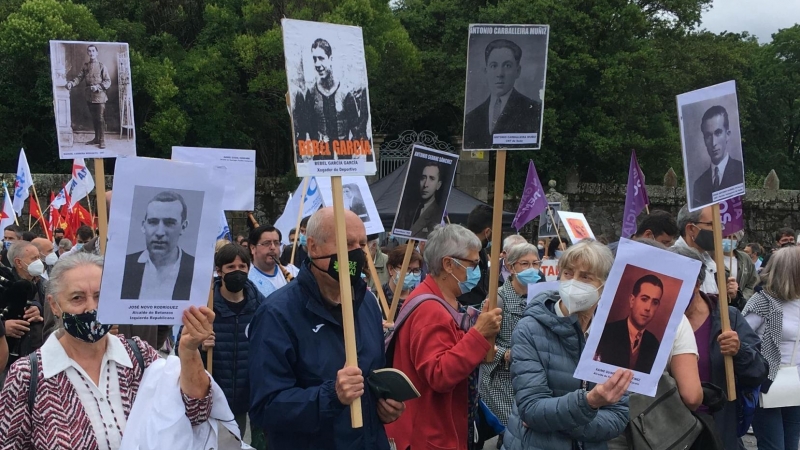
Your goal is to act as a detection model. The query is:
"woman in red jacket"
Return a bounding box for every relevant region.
[386,224,502,450]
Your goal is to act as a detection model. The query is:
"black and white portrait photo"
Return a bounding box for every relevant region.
[316,176,385,236]
[463,24,549,151]
[678,81,745,212]
[343,183,368,222]
[98,157,225,325]
[538,202,560,238]
[282,19,376,177]
[120,187,203,301]
[50,40,136,159]
[392,145,459,241]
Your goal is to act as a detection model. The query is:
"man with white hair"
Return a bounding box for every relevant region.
[1,241,45,369]
[249,207,405,449]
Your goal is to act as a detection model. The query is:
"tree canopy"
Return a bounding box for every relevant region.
[0,0,797,193]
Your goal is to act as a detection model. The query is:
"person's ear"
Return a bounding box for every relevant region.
[181,220,189,231]
[642,230,654,240]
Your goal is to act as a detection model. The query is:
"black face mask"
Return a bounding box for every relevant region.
[312,248,367,286]
[54,237,63,246]
[692,225,715,252]
[781,242,796,248]
[223,270,248,293]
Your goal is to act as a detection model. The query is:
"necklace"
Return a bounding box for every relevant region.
[75,362,124,450]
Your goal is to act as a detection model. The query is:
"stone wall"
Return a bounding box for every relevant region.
[502,172,800,248]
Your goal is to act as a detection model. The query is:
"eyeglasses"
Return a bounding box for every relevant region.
[255,240,281,248]
[449,256,480,269]
[514,260,541,270]
[401,268,422,275]
[692,221,713,227]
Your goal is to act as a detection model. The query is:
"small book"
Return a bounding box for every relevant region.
[368,368,421,402]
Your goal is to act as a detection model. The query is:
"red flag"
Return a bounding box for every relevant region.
[29,196,43,221]
[72,203,92,226]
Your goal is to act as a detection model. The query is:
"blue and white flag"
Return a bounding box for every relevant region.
[12,149,33,215]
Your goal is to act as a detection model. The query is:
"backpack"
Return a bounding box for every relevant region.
[737,384,761,437]
[27,338,145,412]
[384,293,470,366]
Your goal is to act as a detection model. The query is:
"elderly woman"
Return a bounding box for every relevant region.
[385,224,502,450]
[378,244,423,313]
[480,243,542,437]
[675,245,767,450]
[744,246,800,450]
[0,253,215,449]
[504,239,632,450]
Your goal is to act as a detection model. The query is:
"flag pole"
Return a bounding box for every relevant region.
[645,204,650,215]
[388,241,415,323]
[31,185,50,241]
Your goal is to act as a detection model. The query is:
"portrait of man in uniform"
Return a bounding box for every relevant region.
[65,45,111,149]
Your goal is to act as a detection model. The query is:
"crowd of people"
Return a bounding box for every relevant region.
[0,201,798,450]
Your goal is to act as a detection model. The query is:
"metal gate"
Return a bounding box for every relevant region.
[378,130,456,179]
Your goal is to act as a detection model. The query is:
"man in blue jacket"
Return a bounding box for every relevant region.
[249,207,405,449]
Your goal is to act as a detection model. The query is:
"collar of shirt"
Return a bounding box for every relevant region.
[489,90,514,129]
[137,247,183,267]
[712,154,730,182]
[41,332,132,379]
[252,264,278,278]
[627,318,644,348]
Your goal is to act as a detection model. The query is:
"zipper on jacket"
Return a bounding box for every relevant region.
[233,314,239,402]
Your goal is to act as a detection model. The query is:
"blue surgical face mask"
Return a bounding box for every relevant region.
[450,258,481,294]
[395,271,421,290]
[554,250,564,259]
[298,234,307,246]
[75,243,85,251]
[3,240,11,250]
[516,268,541,285]
[722,239,736,253]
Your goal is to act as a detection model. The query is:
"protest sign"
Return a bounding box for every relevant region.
[575,239,701,396]
[274,177,324,245]
[527,281,559,304]
[511,160,547,231]
[172,147,256,211]
[677,80,745,212]
[98,157,224,325]
[316,176,384,236]
[463,24,549,150]
[540,259,559,281]
[50,41,136,159]
[392,145,459,241]
[538,202,560,238]
[556,211,595,243]
[282,19,376,177]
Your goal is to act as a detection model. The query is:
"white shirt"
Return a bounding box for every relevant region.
[488,90,513,132]
[41,333,132,450]
[746,299,800,369]
[711,154,730,186]
[248,264,298,296]
[669,315,699,360]
[138,249,183,300]
[674,237,719,294]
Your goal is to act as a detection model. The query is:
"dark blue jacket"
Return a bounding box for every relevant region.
[178,278,266,415]
[248,260,389,450]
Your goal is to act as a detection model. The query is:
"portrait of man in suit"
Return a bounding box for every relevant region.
[538,203,560,238]
[121,190,195,300]
[395,161,446,240]
[463,39,542,150]
[595,274,663,373]
[343,184,368,222]
[691,105,744,208]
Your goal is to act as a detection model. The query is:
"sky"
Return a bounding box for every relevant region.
[700,0,800,42]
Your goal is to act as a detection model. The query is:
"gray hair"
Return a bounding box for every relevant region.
[58,238,73,250]
[677,204,702,238]
[557,239,613,281]
[506,243,539,266]
[8,241,34,265]
[760,246,800,301]
[667,245,706,285]
[306,208,330,244]
[47,252,104,300]
[424,224,481,276]
[503,234,527,252]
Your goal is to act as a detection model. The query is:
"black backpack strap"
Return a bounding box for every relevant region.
[127,338,145,372]
[27,352,38,414]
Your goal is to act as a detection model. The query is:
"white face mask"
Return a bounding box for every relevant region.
[44,252,58,266]
[27,259,45,277]
[559,279,602,314]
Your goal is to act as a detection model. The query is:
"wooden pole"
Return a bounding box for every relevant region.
[331,176,363,428]
[388,242,414,323]
[290,177,310,265]
[547,207,564,248]
[711,203,736,400]
[93,159,108,256]
[645,204,650,215]
[205,282,214,372]
[485,150,507,362]
[364,243,392,323]
[248,212,259,227]
[31,185,50,241]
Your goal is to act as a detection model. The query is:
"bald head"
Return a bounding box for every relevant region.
[32,237,53,256]
[307,207,365,245]
[105,190,113,211]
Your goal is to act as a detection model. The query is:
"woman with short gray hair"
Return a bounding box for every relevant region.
[479,242,542,446]
[0,252,217,449]
[385,224,503,450]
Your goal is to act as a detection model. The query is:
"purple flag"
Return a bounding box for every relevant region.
[621,150,649,238]
[512,160,547,231]
[719,196,744,235]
